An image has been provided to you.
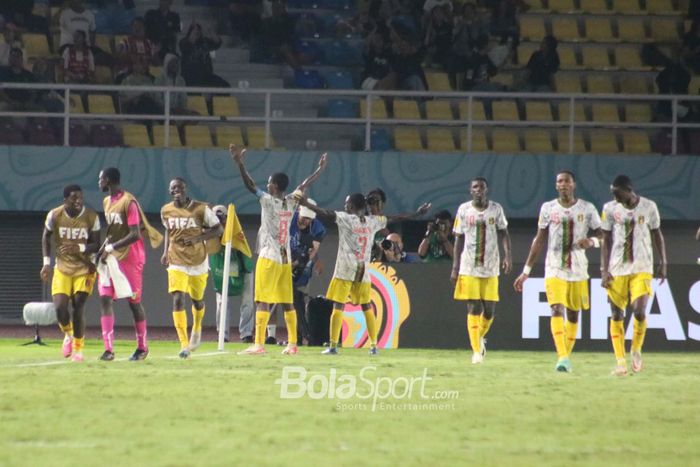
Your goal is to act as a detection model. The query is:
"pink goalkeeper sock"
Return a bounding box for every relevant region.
[135,320,148,351]
[101,315,115,352]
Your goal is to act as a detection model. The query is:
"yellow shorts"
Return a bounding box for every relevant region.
[168,269,208,301]
[51,269,96,297]
[453,275,499,301]
[254,257,293,304]
[545,277,589,311]
[606,273,653,311]
[326,278,371,305]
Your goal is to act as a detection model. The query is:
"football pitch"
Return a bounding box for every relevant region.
[1,339,699,467]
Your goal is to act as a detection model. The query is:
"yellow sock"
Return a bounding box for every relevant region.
[284,310,297,345]
[479,315,494,338]
[330,309,344,346]
[72,337,84,353]
[631,317,647,353]
[192,305,205,333]
[610,319,626,363]
[565,320,578,355]
[363,308,378,346]
[255,311,271,345]
[467,314,481,354]
[550,316,568,358]
[59,322,73,336]
[172,310,189,349]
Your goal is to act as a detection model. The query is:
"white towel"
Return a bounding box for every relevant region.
[97,255,133,299]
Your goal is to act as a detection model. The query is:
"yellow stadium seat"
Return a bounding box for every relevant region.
[524,130,554,152]
[491,73,513,88]
[360,98,388,119]
[492,100,519,120]
[459,100,487,121]
[88,94,116,114]
[581,46,612,69]
[581,0,609,13]
[517,43,539,65]
[94,65,113,85]
[623,131,652,153]
[68,95,84,114]
[558,45,579,69]
[646,0,677,14]
[525,101,554,121]
[624,103,652,122]
[614,46,649,70]
[95,34,113,53]
[465,128,489,152]
[426,128,456,152]
[619,76,650,94]
[212,96,241,117]
[592,102,620,122]
[618,18,648,42]
[558,101,586,121]
[122,124,151,147]
[247,126,275,148]
[425,72,451,91]
[585,18,616,42]
[187,95,209,115]
[587,75,615,94]
[149,66,162,77]
[651,18,680,41]
[520,16,546,41]
[555,74,582,93]
[393,99,421,120]
[23,33,51,58]
[522,0,547,11]
[426,101,454,120]
[215,126,244,147]
[589,130,619,153]
[153,125,182,147]
[557,130,586,153]
[394,127,423,151]
[549,0,577,12]
[613,0,640,13]
[185,126,214,148]
[552,17,581,41]
[492,129,521,153]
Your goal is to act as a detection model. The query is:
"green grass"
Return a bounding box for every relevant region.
[0,339,699,466]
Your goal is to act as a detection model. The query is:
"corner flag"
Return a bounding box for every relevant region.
[221,203,251,257]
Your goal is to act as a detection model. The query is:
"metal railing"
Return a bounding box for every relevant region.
[1,82,698,154]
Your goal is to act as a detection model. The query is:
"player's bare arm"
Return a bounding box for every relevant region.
[40,227,52,282]
[296,194,336,223]
[295,152,328,193]
[100,224,141,262]
[575,227,603,249]
[386,202,432,225]
[499,228,512,275]
[451,233,465,285]
[229,144,257,194]
[514,228,547,292]
[600,229,614,288]
[161,228,170,266]
[652,228,667,284]
[181,223,224,246]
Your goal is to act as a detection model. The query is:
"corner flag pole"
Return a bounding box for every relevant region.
[218,240,232,352]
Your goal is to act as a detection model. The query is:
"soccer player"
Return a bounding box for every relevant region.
[514,171,602,373]
[298,193,430,355]
[230,144,327,355]
[601,175,667,376]
[98,167,163,361]
[41,185,100,362]
[161,178,223,358]
[451,178,511,364]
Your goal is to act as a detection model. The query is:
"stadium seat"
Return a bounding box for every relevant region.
[185,126,214,148]
[558,45,579,69]
[296,40,323,65]
[212,96,240,117]
[95,34,114,53]
[187,95,209,115]
[425,72,451,91]
[294,69,325,89]
[552,17,582,41]
[548,0,577,13]
[67,124,89,146]
[68,95,85,114]
[581,0,609,13]
[651,18,679,42]
[524,130,554,152]
[591,102,620,122]
[360,98,388,119]
[624,103,652,122]
[520,16,546,41]
[327,99,355,118]
[370,128,392,151]
[393,100,421,120]
[215,126,244,148]
[323,40,362,66]
[589,130,619,153]
[517,43,538,66]
[149,66,162,77]
[426,100,454,120]
[325,70,354,89]
[464,128,489,152]
[646,0,677,14]
[491,73,513,88]
[623,131,652,153]
[558,101,586,121]
[613,0,640,13]
[491,129,521,153]
[94,65,113,85]
[614,46,649,70]
[555,74,582,93]
[619,76,650,94]
[88,94,116,114]
[689,75,700,93]
[522,0,546,11]
[618,18,648,42]
[492,100,519,121]
[90,124,122,147]
[23,33,51,58]
[525,101,554,121]
[557,129,586,153]
[586,75,615,94]
[459,100,487,121]
[0,121,25,145]
[152,125,182,147]
[426,128,457,152]
[581,45,611,69]
[394,127,423,151]
[25,122,59,146]
[247,126,275,148]
[585,18,616,42]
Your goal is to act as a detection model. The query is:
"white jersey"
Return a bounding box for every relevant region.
[601,196,660,276]
[453,200,508,278]
[256,191,298,264]
[538,199,602,281]
[333,212,387,283]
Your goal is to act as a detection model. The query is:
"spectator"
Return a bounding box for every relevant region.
[144,0,181,61]
[520,35,559,92]
[447,3,486,89]
[228,0,262,44]
[116,17,158,84]
[389,21,427,90]
[179,22,230,88]
[58,0,95,53]
[94,0,136,35]
[682,19,700,74]
[418,209,454,262]
[490,0,521,47]
[423,0,452,23]
[154,54,198,117]
[462,34,499,91]
[0,48,37,111]
[361,26,395,90]
[0,0,50,37]
[120,58,161,117]
[62,30,94,84]
[32,58,64,113]
[258,0,300,68]
[378,232,419,263]
[0,23,22,67]
[423,4,453,68]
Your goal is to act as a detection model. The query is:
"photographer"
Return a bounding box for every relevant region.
[418,210,454,262]
[379,233,419,263]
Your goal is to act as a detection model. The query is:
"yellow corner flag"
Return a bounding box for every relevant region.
[222,203,252,258]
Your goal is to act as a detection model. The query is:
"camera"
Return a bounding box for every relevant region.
[381,239,393,250]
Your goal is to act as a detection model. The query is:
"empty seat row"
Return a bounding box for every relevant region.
[525,0,681,14]
[122,125,275,149]
[520,15,681,42]
[62,94,242,116]
[517,44,663,70]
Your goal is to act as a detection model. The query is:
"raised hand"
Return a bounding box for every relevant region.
[229,144,247,163]
[416,202,432,215]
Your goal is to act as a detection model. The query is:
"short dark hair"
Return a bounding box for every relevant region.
[271,172,289,191]
[435,209,452,221]
[612,174,633,191]
[557,170,575,182]
[63,184,82,199]
[349,193,367,211]
[367,188,386,204]
[102,167,121,184]
[471,177,488,187]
